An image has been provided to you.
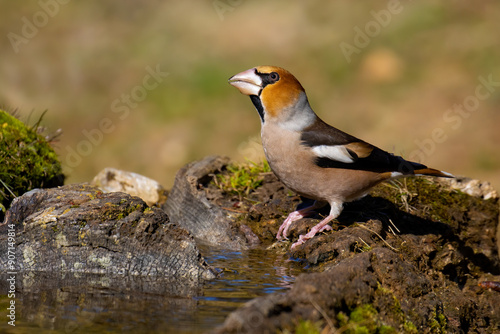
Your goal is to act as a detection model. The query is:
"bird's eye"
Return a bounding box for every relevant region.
[269,72,279,82]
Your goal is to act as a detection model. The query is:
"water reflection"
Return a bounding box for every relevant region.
[193,247,303,332]
[0,247,304,333]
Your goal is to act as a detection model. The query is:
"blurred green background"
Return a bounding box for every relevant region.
[1,1,499,190]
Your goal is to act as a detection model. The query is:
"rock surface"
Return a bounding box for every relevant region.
[437,176,498,200]
[92,167,168,206]
[163,156,247,249]
[0,183,216,297]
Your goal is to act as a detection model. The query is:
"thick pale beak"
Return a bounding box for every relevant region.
[228,68,262,96]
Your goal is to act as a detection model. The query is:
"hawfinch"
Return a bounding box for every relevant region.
[228,66,453,249]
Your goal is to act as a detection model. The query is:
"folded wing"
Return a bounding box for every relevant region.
[301,118,452,177]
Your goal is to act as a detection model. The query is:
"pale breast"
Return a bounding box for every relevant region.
[261,125,386,203]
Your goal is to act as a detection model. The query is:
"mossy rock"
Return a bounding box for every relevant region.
[0,109,64,218]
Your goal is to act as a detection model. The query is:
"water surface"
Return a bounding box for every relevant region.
[0,247,304,333]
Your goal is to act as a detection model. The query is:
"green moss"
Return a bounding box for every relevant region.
[403,321,418,333]
[371,177,471,225]
[101,200,145,221]
[337,304,396,334]
[375,283,418,334]
[427,307,447,334]
[353,240,372,253]
[279,319,323,334]
[295,319,323,334]
[376,283,403,318]
[213,160,271,198]
[0,110,64,216]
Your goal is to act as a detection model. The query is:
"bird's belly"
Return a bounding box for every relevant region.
[262,137,328,200]
[262,134,382,203]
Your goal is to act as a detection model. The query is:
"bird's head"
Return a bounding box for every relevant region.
[229,66,312,126]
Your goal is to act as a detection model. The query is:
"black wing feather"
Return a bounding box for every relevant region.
[301,118,427,174]
[315,147,426,174]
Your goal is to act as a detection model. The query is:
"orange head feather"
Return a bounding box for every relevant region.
[255,66,305,118]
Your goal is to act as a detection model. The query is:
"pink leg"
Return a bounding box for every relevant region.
[276,201,326,240]
[291,201,343,250]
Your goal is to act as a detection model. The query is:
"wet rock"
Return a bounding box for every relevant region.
[0,183,216,297]
[239,224,261,246]
[91,167,168,206]
[163,156,247,249]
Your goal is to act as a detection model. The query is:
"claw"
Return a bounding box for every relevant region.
[319,224,333,232]
[289,201,343,249]
[276,211,303,240]
[276,201,326,240]
[290,235,307,250]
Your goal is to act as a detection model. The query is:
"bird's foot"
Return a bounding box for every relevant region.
[277,210,313,240]
[290,234,308,250]
[319,224,332,232]
[289,219,335,249]
[276,201,328,240]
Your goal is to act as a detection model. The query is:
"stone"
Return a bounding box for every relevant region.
[91,167,168,206]
[163,156,247,249]
[0,183,216,297]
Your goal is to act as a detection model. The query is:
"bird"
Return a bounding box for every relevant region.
[228,66,454,249]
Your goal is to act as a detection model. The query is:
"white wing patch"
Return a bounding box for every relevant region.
[390,171,403,178]
[311,145,356,163]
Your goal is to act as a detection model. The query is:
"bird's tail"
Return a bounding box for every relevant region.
[413,167,454,178]
[395,156,455,178]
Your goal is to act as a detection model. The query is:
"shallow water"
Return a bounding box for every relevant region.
[0,246,304,333]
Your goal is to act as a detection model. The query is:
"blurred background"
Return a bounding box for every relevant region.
[1,1,499,190]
